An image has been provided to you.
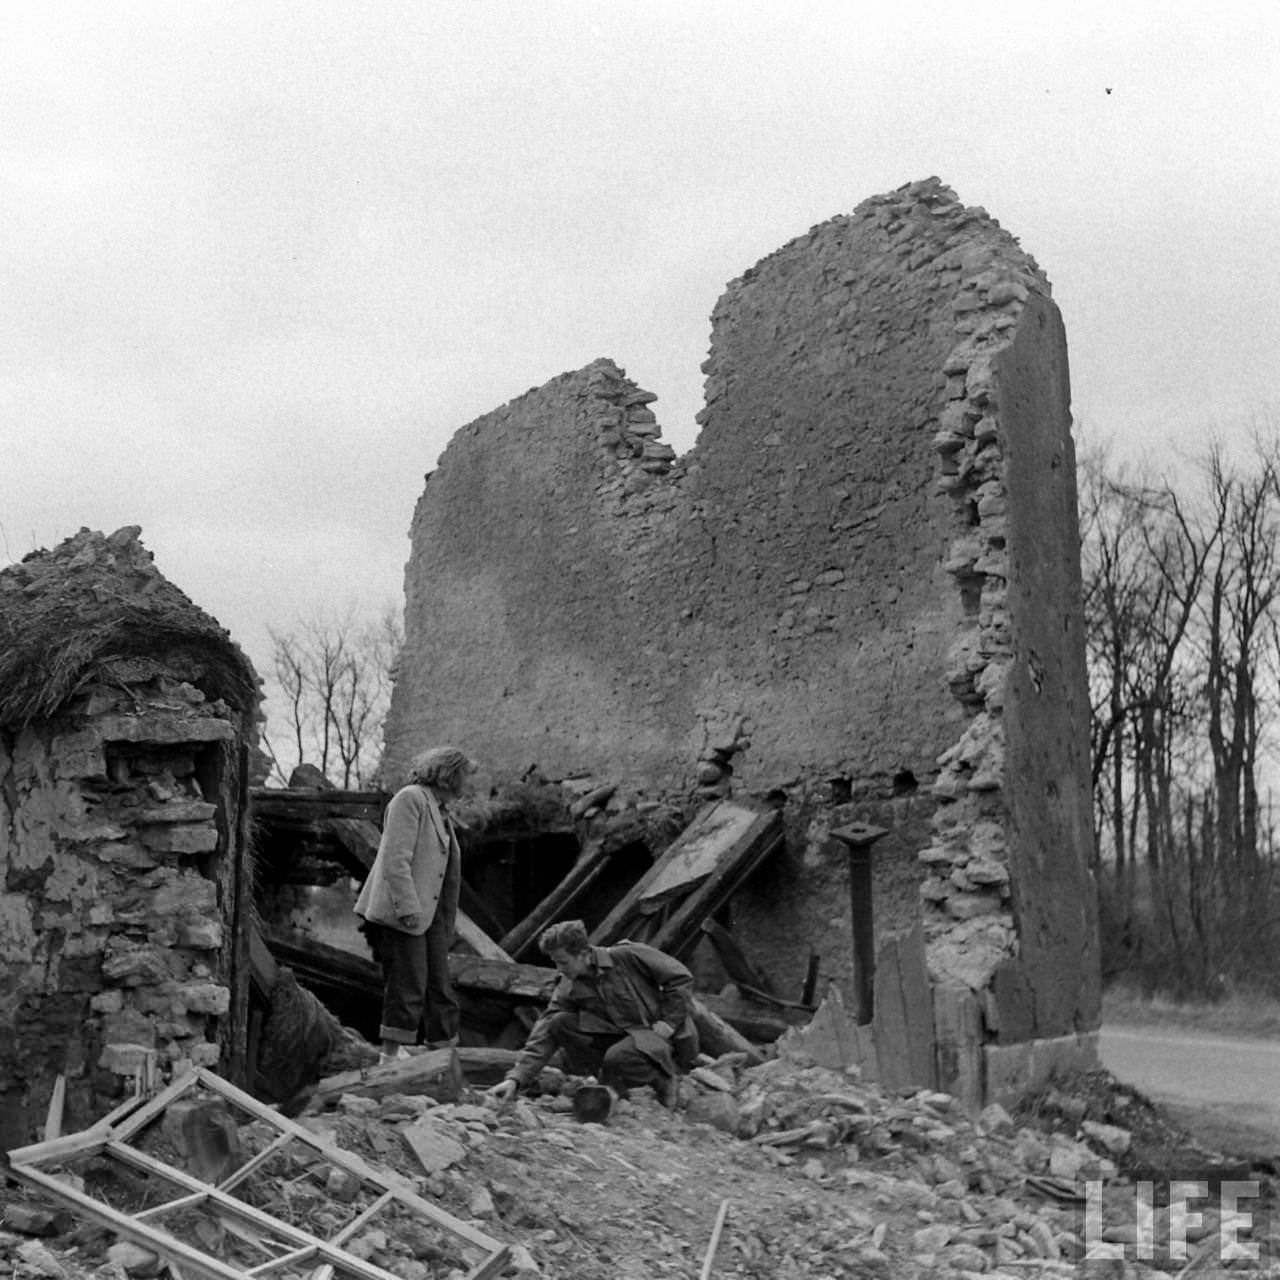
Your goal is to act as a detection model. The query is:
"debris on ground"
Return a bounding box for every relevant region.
[2,1052,1275,1279]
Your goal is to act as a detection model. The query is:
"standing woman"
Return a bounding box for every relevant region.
[355,746,477,1063]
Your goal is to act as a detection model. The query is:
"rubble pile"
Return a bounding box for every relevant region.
[3,1051,1273,1279]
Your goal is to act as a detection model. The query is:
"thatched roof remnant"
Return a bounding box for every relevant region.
[0,526,259,730]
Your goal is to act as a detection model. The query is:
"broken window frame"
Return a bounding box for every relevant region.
[6,1066,510,1280]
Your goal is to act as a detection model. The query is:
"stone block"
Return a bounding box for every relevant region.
[149,873,219,917]
[944,892,1002,920]
[0,892,38,963]
[93,714,234,745]
[188,1042,222,1067]
[106,1241,165,1276]
[94,841,161,869]
[102,944,175,986]
[47,730,107,779]
[139,823,218,853]
[101,1009,158,1047]
[400,1116,467,1175]
[176,919,223,949]
[135,800,218,824]
[2,1204,60,1236]
[175,981,231,1015]
[98,1042,157,1075]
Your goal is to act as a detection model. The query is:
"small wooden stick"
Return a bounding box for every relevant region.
[699,1199,731,1280]
[43,1074,66,1141]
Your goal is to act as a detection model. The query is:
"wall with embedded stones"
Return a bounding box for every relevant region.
[385,178,1098,1057]
[0,529,257,1149]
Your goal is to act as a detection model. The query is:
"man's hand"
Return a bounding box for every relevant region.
[652,1020,675,1040]
[484,1079,518,1108]
[398,912,424,932]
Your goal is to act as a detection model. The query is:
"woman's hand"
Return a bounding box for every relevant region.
[398,912,424,931]
[652,1020,674,1040]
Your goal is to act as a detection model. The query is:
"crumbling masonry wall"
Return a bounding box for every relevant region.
[0,529,258,1147]
[385,179,1098,1044]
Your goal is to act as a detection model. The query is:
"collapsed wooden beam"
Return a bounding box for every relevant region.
[499,837,621,959]
[590,801,784,959]
[250,788,390,826]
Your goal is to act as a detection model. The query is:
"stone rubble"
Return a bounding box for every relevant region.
[2,1053,1272,1279]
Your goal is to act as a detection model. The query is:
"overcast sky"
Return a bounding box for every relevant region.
[3,2,1278,684]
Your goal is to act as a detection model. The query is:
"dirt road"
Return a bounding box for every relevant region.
[1100,1023,1280,1157]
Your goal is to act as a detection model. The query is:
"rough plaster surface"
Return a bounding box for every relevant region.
[386,178,1098,1037]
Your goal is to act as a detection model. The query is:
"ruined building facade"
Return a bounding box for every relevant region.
[384,178,1098,1100]
[0,529,259,1148]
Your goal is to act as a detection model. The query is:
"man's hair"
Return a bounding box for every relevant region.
[538,919,591,956]
[406,746,476,791]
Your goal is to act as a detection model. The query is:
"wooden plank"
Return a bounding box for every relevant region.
[309,1191,397,1280]
[309,1048,463,1108]
[700,920,776,995]
[9,1065,225,1168]
[800,953,821,1007]
[264,933,556,1004]
[499,838,620,959]
[248,1244,321,1276]
[43,1074,66,1141]
[331,1190,396,1244]
[449,956,558,1001]
[639,804,760,907]
[699,1199,731,1280]
[313,1049,526,1095]
[590,801,778,947]
[249,925,281,1000]
[217,1131,295,1193]
[265,931,381,988]
[871,922,936,1092]
[648,810,785,958]
[453,910,511,962]
[251,789,390,825]
[135,1190,210,1222]
[457,1047,521,1086]
[691,993,802,1045]
[932,983,984,1110]
[107,1068,204,1144]
[690,998,765,1064]
[327,816,381,873]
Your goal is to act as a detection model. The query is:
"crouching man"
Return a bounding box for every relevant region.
[485,919,699,1108]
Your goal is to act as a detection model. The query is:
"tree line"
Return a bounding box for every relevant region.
[1081,428,1280,998]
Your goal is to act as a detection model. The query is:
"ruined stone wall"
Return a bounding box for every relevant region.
[386,179,1097,1035]
[0,529,257,1145]
[0,686,249,1145]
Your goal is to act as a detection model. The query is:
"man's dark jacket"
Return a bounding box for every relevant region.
[508,941,696,1087]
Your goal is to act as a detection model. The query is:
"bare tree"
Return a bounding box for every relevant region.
[261,604,404,788]
[1082,425,1280,997]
